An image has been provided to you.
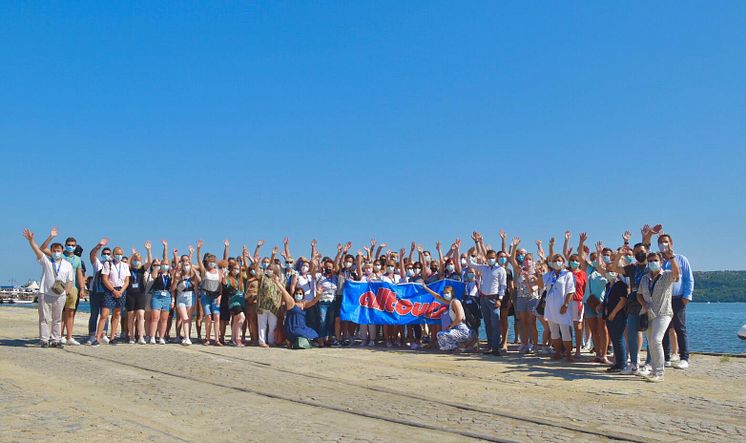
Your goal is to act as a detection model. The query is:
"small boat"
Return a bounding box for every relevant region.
[739,324,746,341]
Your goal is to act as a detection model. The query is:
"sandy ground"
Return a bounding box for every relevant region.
[0,307,744,443]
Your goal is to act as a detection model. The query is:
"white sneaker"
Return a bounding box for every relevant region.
[67,338,81,346]
[128,338,135,344]
[158,338,166,345]
[138,337,146,345]
[85,336,95,346]
[637,365,652,377]
[368,340,376,347]
[645,373,664,383]
[664,360,672,367]
[673,360,689,370]
[101,336,110,344]
[621,365,636,375]
[182,338,192,346]
[670,354,681,362]
[149,336,156,345]
[60,337,67,345]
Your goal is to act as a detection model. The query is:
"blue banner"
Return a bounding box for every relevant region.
[340,279,465,325]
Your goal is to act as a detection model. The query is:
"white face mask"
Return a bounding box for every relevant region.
[387,266,395,273]
[553,261,564,270]
[443,292,453,301]
[301,265,309,273]
[183,265,191,272]
[344,261,353,269]
[659,242,670,253]
[373,264,381,271]
[460,258,467,266]
[294,293,303,302]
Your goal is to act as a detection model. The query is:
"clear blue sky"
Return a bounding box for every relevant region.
[1,1,744,285]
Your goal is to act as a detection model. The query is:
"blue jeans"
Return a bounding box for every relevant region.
[316,301,335,338]
[662,297,689,361]
[88,292,108,336]
[606,312,628,370]
[626,312,641,367]
[479,297,500,351]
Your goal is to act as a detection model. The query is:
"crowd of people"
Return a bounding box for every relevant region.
[22,223,694,382]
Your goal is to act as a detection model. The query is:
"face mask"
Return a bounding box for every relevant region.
[294,293,304,302]
[183,265,191,272]
[517,254,525,263]
[497,257,507,265]
[569,261,580,270]
[469,256,477,264]
[364,268,373,275]
[232,268,240,276]
[648,262,661,272]
[460,258,467,266]
[553,261,564,270]
[51,252,63,260]
[301,265,309,273]
[101,254,111,262]
[446,264,455,272]
[635,252,647,263]
[523,259,533,270]
[114,254,123,262]
[414,268,422,275]
[658,242,670,253]
[589,261,596,269]
[249,269,256,276]
[344,261,353,269]
[624,256,634,264]
[608,272,618,279]
[443,292,452,301]
[286,263,294,269]
[208,262,217,269]
[423,254,431,261]
[387,266,395,273]
[487,258,496,266]
[603,256,612,264]
[466,272,475,280]
[132,260,142,268]
[161,265,170,272]
[373,264,381,272]
[64,245,75,253]
[266,269,274,277]
[406,269,415,277]
[430,267,438,273]
[260,262,269,270]
[325,268,333,275]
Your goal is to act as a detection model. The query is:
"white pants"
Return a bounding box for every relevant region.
[548,321,572,341]
[257,310,277,345]
[646,314,672,375]
[358,324,377,342]
[38,292,66,342]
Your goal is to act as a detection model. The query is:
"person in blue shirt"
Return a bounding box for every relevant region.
[658,233,694,369]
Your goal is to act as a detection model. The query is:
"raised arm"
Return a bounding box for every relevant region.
[253,240,264,264]
[223,239,230,261]
[161,240,168,261]
[499,229,507,254]
[509,237,521,270]
[436,241,444,266]
[22,229,44,260]
[577,232,588,270]
[418,281,447,303]
[548,237,556,258]
[278,277,296,310]
[90,237,108,265]
[453,240,462,274]
[562,230,572,259]
[196,240,206,274]
[282,237,291,261]
[144,240,153,269]
[39,226,58,256]
[536,240,546,263]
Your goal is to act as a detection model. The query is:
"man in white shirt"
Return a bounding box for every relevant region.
[23,228,74,348]
[94,245,130,346]
[469,247,507,356]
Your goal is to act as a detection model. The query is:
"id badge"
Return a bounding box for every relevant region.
[131,283,139,289]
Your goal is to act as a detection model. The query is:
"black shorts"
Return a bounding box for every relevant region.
[126,290,147,311]
[219,295,231,322]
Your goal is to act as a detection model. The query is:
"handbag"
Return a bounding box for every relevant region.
[638,312,649,331]
[535,290,547,316]
[50,259,66,295]
[586,294,601,311]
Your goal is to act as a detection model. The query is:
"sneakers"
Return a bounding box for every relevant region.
[149,336,156,345]
[60,337,67,345]
[138,337,147,345]
[90,340,100,347]
[40,341,49,348]
[67,338,81,346]
[109,338,118,346]
[673,360,689,370]
[85,336,95,345]
[664,360,672,367]
[182,338,192,346]
[367,340,376,347]
[129,338,136,344]
[644,373,664,383]
[101,336,110,344]
[621,365,637,375]
[410,342,420,350]
[670,354,681,363]
[158,338,166,345]
[51,341,64,349]
[637,365,652,377]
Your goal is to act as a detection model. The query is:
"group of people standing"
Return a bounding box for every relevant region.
[22,223,694,382]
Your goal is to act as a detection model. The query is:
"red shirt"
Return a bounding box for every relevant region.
[570,269,586,301]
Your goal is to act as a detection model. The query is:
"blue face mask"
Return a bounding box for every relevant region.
[101,254,111,262]
[114,254,123,262]
[603,256,612,264]
[487,258,497,266]
[466,272,476,280]
[51,252,63,260]
[624,256,634,264]
[132,260,142,268]
[569,261,580,270]
[161,265,170,272]
[648,262,661,272]
[497,257,508,265]
[517,255,525,263]
[64,245,75,253]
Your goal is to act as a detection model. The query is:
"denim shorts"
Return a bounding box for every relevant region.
[176,291,193,309]
[201,293,220,316]
[150,290,172,311]
[584,301,602,319]
[103,288,126,310]
[514,297,539,314]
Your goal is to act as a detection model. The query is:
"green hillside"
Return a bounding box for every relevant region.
[693,271,746,302]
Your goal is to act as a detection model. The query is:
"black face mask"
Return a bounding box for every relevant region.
[635,252,647,263]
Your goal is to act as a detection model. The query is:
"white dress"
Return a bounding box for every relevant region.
[542,270,576,326]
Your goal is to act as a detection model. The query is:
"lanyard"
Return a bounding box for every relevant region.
[131,269,138,282]
[52,259,61,275]
[161,274,168,289]
[111,262,122,281]
[648,273,661,295]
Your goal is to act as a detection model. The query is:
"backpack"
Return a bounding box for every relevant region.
[462,298,481,330]
[91,269,106,294]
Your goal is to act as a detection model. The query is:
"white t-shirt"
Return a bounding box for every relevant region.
[39,256,74,296]
[102,260,131,288]
[88,257,104,291]
[296,273,316,302]
[382,273,401,284]
[316,274,338,303]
